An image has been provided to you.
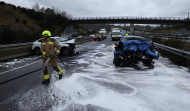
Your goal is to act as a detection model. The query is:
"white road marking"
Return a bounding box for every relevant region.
[158,61,190,91]
[0,60,42,75]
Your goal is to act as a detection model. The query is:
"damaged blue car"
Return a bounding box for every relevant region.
[113,36,159,69]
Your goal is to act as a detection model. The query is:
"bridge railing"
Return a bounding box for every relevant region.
[70,16,185,21]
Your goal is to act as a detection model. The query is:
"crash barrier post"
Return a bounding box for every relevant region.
[188,59,190,72]
[0,37,93,61]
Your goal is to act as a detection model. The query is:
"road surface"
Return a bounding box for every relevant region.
[0,37,190,111]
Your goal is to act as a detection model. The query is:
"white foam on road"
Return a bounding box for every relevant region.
[158,61,190,91]
[0,56,40,68]
[51,44,190,111]
[54,73,152,111]
[52,46,151,111]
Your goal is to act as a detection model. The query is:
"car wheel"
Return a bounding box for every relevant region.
[142,57,153,65]
[69,48,75,56]
[61,48,70,55]
[148,64,154,69]
[34,47,41,55]
[113,55,122,67]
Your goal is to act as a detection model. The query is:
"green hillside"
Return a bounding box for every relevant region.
[0,3,41,30]
[0,1,70,44]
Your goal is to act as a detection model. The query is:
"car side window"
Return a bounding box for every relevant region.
[37,39,43,42]
[38,39,43,42]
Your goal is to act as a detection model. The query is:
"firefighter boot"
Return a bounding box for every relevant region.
[59,74,62,79]
[53,66,63,80]
[42,74,50,84]
[42,78,50,84]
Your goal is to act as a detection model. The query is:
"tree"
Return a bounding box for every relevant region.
[33,3,40,12]
[39,7,45,13]
[0,1,5,5]
[22,19,27,25]
[45,8,55,15]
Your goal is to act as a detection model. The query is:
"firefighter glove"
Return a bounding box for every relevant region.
[56,50,60,55]
[42,52,47,58]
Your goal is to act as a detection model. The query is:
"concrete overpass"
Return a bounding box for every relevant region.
[68,16,190,34]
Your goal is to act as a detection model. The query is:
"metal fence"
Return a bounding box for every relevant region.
[154,42,190,59]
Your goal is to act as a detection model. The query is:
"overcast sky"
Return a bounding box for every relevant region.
[2,0,190,18]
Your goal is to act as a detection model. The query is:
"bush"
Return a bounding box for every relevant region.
[0,1,5,5]
[15,18,19,23]
[0,29,15,44]
[22,19,27,25]
[0,28,41,44]
[162,39,169,46]
[13,6,16,10]
[152,37,161,43]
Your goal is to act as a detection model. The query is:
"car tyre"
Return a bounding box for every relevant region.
[147,64,154,69]
[61,47,70,56]
[113,55,122,67]
[34,47,41,55]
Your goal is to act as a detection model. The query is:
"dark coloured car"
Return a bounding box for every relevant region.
[113,36,159,69]
[94,34,104,41]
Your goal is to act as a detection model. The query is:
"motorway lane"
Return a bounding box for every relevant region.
[0,39,113,111]
[0,37,190,111]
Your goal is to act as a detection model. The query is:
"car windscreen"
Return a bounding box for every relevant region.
[112,32,121,35]
[55,38,68,42]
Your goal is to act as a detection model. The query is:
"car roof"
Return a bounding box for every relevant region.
[112,30,120,32]
[121,36,146,41]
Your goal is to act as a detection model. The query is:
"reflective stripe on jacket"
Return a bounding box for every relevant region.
[40,38,61,55]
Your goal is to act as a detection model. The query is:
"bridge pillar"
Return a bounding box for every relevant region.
[130,24,134,35]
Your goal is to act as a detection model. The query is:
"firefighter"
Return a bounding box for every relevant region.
[125,33,129,36]
[102,33,104,39]
[97,33,100,40]
[40,30,63,84]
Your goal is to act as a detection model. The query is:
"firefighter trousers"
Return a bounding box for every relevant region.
[42,58,63,80]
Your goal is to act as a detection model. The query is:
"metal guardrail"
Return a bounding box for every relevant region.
[154,42,190,59]
[0,37,93,61]
[0,42,33,48]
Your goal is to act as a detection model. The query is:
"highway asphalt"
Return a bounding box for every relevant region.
[0,37,190,111]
